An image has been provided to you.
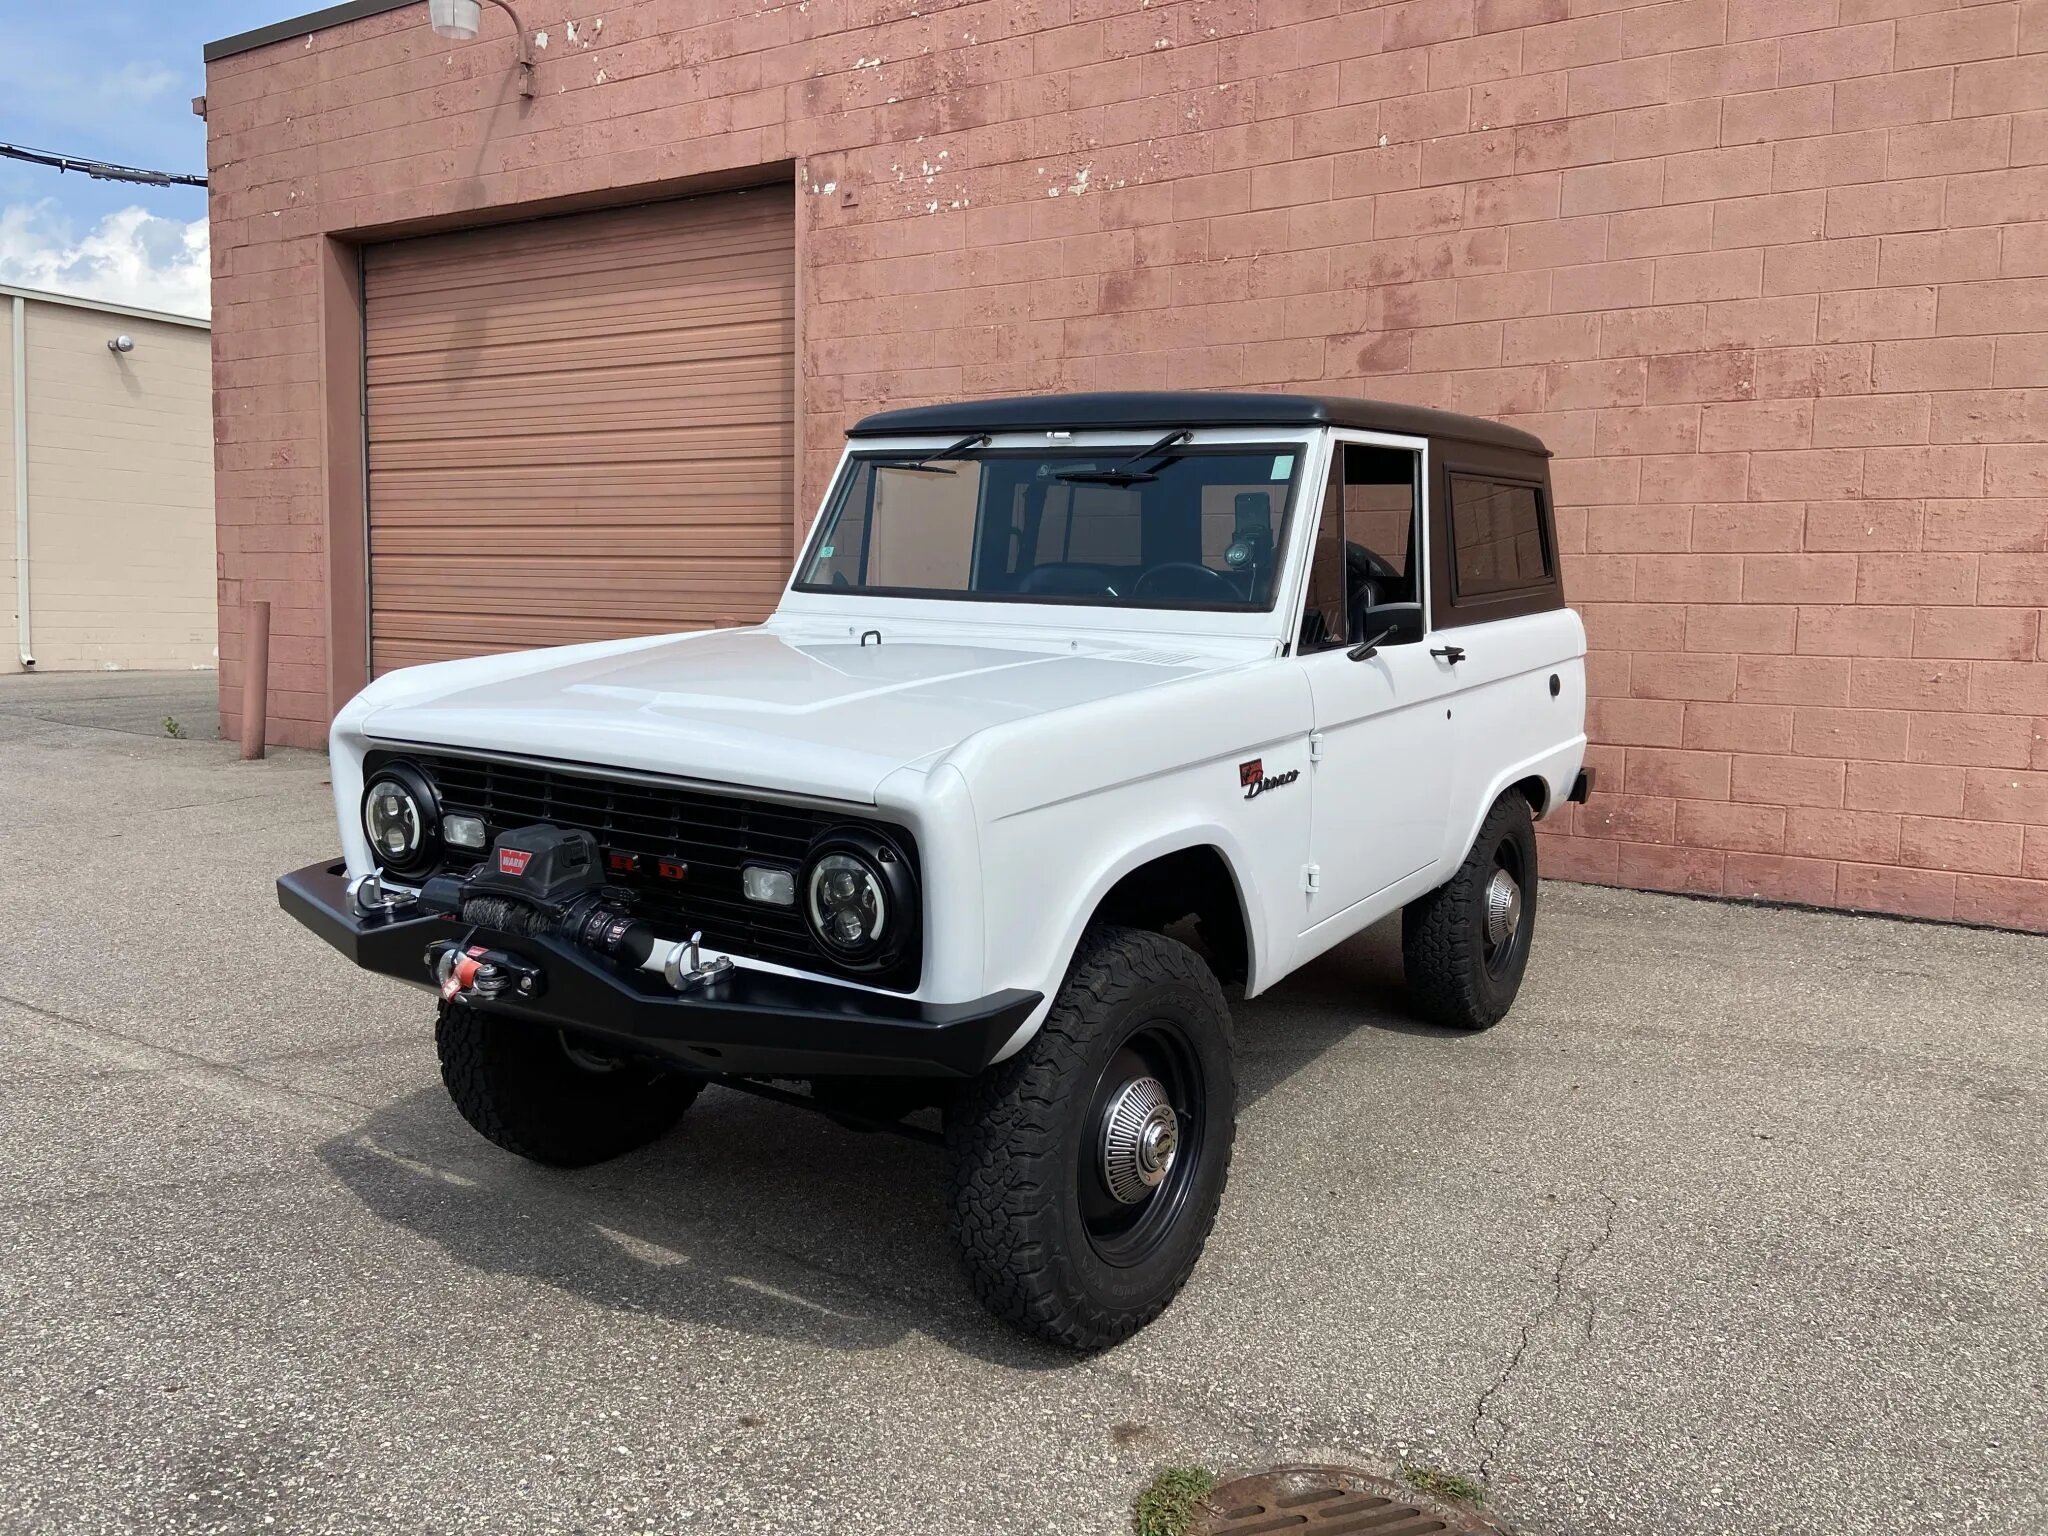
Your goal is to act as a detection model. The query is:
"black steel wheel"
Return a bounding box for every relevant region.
[1401,791,1540,1031]
[945,926,1236,1350]
[1078,1020,1214,1269]
[1481,830,1533,984]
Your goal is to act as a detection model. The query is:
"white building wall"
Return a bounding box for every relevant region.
[1,300,15,660]
[8,289,215,673]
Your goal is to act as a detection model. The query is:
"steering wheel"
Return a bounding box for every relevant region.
[1018,563,1115,597]
[1132,562,1239,602]
[1347,542,1402,589]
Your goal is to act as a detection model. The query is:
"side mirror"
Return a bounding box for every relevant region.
[1347,601,1425,662]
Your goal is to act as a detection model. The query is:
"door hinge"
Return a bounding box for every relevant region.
[1308,731,1324,764]
[1302,864,1321,894]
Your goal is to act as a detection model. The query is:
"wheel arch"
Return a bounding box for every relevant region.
[1450,737,1586,874]
[1084,842,1254,985]
[986,829,1266,1065]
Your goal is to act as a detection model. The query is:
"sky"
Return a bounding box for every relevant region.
[0,0,290,317]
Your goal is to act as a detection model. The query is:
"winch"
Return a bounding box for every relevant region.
[418,825,732,1003]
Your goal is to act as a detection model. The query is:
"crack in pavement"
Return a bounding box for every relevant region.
[1469,1189,1619,1484]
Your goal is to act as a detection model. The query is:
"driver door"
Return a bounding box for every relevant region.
[1294,435,1458,934]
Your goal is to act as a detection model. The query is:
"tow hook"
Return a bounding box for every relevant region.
[662,931,734,993]
[428,939,544,1004]
[348,869,416,915]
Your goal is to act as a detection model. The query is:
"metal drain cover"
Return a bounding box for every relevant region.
[1200,1465,1504,1536]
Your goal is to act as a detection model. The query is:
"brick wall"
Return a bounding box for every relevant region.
[206,0,2048,931]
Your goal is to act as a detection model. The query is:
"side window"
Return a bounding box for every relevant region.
[1298,444,1423,653]
[1449,475,1550,597]
[1300,468,1349,652]
[1343,447,1421,607]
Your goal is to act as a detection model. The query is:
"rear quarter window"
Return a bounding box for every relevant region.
[1449,475,1551,597]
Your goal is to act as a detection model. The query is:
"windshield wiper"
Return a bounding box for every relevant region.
[1053,429,1193,486]
[870,432,991,475]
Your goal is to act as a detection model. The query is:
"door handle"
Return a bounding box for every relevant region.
[1431,645,1466,664]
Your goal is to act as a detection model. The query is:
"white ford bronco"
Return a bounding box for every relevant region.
[280,391,1589,1348]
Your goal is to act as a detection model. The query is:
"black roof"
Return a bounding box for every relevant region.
[847,391,1548,455]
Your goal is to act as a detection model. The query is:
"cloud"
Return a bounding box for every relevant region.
[99,60,181,104]
[0,45,186,139]
[0,202,209,318]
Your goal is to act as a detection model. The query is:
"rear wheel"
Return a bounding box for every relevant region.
[1401,791,1539,1031]
[945,926,1236,1350]
[435,1003,700,1167]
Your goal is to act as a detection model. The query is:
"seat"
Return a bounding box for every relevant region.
[1344,544,1389,640]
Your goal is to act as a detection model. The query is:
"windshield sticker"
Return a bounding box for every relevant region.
[1270,455,1293,480]
[819,545,834,557]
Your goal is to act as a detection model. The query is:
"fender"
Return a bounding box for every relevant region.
[1454,733,1589,867]
[944,655,1315,1057]
[985,823,1269,1066]
[887,761,989,1008]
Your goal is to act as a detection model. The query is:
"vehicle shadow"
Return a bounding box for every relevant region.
[316,1080,1070,1368]
[1233,914,1472,1110]
[317,914,1467,1366]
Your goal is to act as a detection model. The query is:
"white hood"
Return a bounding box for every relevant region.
[352,627,1223,803]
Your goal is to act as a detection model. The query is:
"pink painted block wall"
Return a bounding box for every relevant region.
[206,0,2048,930]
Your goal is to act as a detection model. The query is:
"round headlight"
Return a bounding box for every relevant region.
[799,828,919,974]
[361,767,436,871]
[806,851,888,954]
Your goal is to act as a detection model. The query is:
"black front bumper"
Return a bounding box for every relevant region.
[277,861,1039,1078]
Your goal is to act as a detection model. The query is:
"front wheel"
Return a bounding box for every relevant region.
[945,926,1236,1350]
[436,1004,701,1167]
[1401,790,1540,1031]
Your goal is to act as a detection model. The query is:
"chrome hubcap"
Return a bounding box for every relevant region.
[1101,1075,1178,1205]
[1484,868,1523,948]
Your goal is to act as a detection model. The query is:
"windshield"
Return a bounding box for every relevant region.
[794,446,1304,610]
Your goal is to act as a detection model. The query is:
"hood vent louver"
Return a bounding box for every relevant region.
[1098,648,1200,667]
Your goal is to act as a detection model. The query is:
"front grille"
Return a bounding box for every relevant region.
[369,749,920,989]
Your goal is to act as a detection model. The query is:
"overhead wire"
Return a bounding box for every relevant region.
[0,141,206,189]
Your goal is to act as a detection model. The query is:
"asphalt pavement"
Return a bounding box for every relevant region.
[1,670,2041,1535]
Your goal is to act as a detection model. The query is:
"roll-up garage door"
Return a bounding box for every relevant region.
[362,188,795,672]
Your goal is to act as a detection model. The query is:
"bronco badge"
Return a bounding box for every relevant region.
[1239,758,1300,800]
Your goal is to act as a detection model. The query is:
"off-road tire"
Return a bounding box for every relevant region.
[435,1003,700,1167]
[1401,790,1539,1031]
[944,925,1236,1350]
